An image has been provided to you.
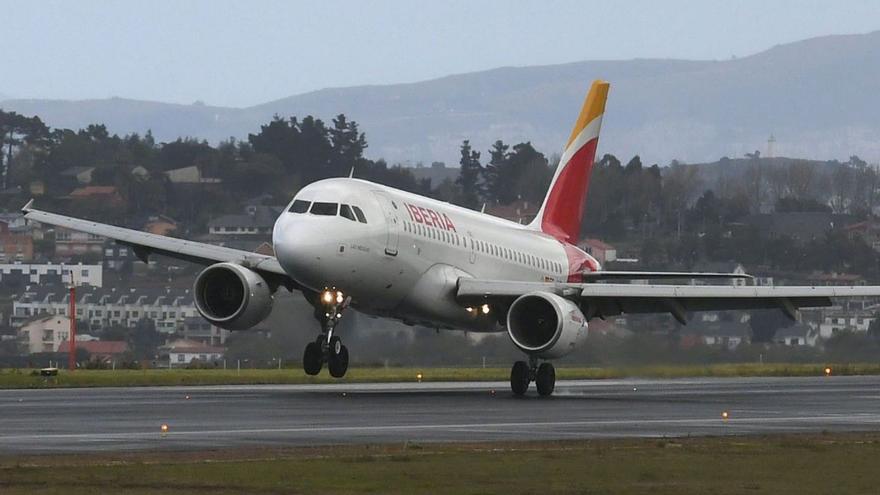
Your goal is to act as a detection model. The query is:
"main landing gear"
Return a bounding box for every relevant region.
[303,287,351,378]
[510,356,556,397]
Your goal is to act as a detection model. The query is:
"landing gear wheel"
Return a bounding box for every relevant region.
[510,360,530,396]
[535,362,556,397]
[328,345,349,378]
[303,342,323,376]
[329,335,343,356]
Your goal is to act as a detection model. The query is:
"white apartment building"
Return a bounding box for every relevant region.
[0,263,102,287]
[17,316,71,354]
[12,285,200,333]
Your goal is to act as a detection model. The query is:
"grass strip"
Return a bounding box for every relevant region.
[1,433,879,494]
[1,362,878,389]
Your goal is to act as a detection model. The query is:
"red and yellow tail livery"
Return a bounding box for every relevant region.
[530,80,610,242]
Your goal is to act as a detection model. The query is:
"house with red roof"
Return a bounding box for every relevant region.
[580,238,617,264]
[159,338,224,367]
[58,340,129,363]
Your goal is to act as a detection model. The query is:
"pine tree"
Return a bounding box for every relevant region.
[456,140,482,209]
[482,140,508,204]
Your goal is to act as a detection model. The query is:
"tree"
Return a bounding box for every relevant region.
[329,114,367,171]
[482,140,508,203]
[0,111,49,189]
[748,310,792,343]
[662,163,701,238]
[455,140,483,209]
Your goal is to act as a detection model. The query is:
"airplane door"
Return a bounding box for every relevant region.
[468,233,476,264]
[373,191,400,256]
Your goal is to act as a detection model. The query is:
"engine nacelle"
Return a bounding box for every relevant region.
[193,262,274,331]
[506,291,588,359]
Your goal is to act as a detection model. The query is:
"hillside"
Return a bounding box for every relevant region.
[3,31,879,166]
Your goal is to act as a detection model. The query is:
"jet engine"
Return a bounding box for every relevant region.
[506,291,588,359]
[193,262,274,331]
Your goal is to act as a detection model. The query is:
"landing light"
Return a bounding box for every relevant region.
[322,291,333,304]
[336,291,344,304]
[465,307,474,313]
[480,304,491,315]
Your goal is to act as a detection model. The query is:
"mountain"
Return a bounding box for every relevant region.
[2,31,879,165]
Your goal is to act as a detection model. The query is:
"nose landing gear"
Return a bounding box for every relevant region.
[302,287,351,378]
[510,356,556,397]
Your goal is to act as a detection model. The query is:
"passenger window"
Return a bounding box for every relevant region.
[340,204,357,222]
[310,202,338,216]
[352,206,367,223]
[289,200,310,213]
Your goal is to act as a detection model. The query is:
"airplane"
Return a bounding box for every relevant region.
[22,80,880,396]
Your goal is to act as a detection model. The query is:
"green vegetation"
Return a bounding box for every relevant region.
[3,433,880,494]
[2,363,879,389]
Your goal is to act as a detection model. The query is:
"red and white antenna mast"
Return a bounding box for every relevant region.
[68,269,77,371]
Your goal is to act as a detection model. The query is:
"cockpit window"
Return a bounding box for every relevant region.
[289,200,310,213]
[310,202,338,216]
[339,204,357,222]
[352,206,367,224]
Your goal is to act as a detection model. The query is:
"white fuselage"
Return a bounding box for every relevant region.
[272,178,598,331]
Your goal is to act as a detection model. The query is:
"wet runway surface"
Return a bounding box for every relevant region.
[2,376,880,454]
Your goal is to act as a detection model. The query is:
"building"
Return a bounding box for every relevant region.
[690,262,752,287]
[182,317,229,345]
[691,321,751,350]
[817,309,877,339]
[160,338,224,367]
[142,215,178,236]
[0,220,33,262]
[12,285,201,333]
[773,324,819,347]
[29,180,46,196]
[207,205,282,236]
[55,227,106,257]
[580,238,617,264]
[844,220,880,252]
[0,263,102,288]
[68,186,123,206]
[0,213,28,231]
[59,166,96,185]
[164,166,221,184]
[102,241,141,272]
[58,340,129,363]
[485,200,539,224]
[17,316,71,354]
[805,271,866,287]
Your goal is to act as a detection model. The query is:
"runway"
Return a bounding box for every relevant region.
[2,375,880,454]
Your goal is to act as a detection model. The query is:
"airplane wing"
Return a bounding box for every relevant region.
[22,200,296,290]
[456,278,880,324]
[581,271,753,281]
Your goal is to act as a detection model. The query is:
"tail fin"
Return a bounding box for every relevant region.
[529,80,609,242]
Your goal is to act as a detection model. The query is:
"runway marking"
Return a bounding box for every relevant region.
[3,413,880,443]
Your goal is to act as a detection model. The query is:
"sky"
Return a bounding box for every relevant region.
[2,0,879,107]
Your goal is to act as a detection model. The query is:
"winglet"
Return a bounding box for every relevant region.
[349,167,355,178]
[21,199,34,214]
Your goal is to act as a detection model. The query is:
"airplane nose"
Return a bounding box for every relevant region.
[272,214,325,279]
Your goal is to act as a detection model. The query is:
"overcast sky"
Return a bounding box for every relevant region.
[2,0,878,107]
